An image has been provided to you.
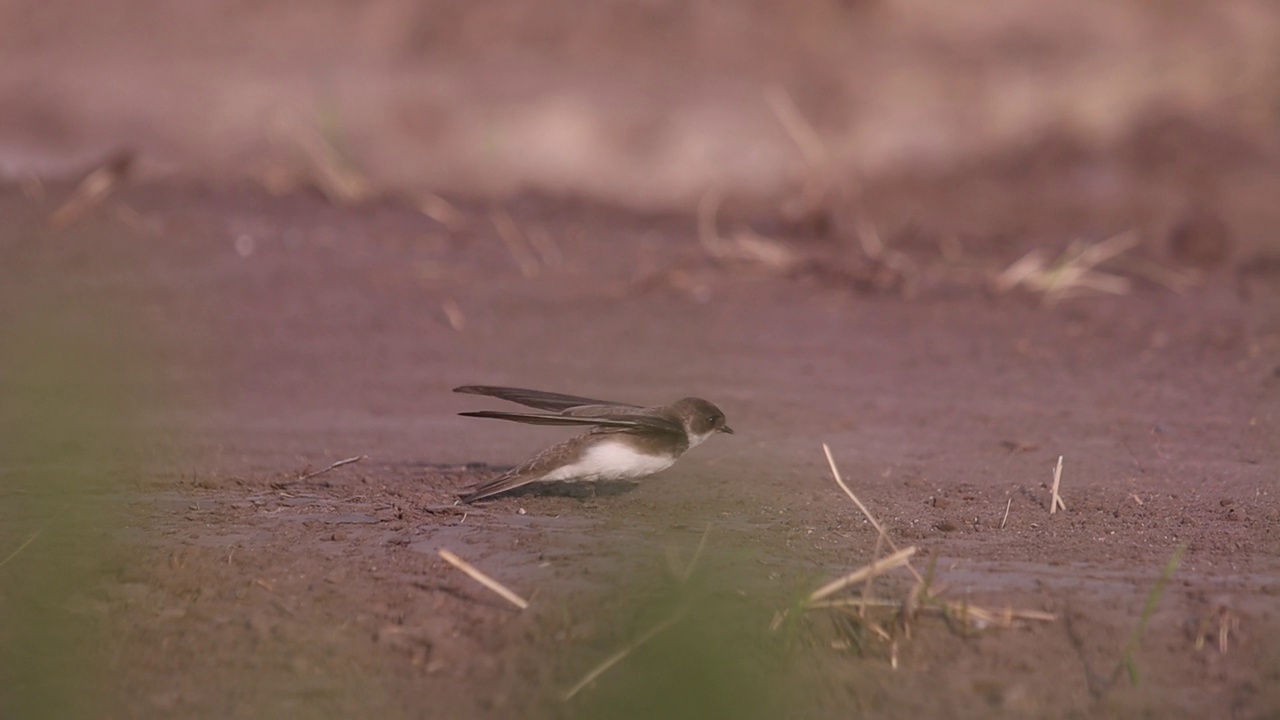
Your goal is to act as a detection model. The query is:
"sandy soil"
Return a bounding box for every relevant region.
[2,2,1280,716]
[2,127,1279,718]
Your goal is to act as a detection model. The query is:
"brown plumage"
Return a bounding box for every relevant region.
[453,385,733,502]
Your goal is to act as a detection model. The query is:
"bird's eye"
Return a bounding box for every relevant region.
[707,415,718,424]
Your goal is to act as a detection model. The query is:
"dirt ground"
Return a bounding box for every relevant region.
[2,124,1279,719]
[3,2,1280,718]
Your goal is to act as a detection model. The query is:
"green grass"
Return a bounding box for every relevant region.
[1114,542,1187,687]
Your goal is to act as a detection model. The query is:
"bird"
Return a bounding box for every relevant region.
[452,385,733,503]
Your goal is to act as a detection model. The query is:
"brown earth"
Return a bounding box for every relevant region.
[2,126,1279,719]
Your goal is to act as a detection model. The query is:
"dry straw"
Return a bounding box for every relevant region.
[802,444,1056,663]
[0,530,41,569]
[441,300,466,331]
[562,610,687,701]
[995,231,1143,302]
[491,208,540,278]
[299,454,367,482]
[1050,455,1067,514]
[565,525,711,700]
[437,548,529,610]
[807,546,918,604]
[48,150,134,230]
[822,443,923,583]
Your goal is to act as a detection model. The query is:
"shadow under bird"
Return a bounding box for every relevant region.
[453,385,733,503]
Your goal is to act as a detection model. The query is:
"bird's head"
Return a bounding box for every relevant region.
[672,397,733,447]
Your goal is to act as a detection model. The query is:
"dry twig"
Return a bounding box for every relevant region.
[674,524,712,583]
[491,208,540,277]
[803,444,1058,663]
[808,546,917,604]
[1050,456,1067,514]
[419,194,467,230]
[763,86,828,173]
[48,150,135,230]
[822,443,922,583]
[299,455,367,482]
[995,232,1141,302]
[441,300,465,331]
[438,548,529,610]
[0,530,41,569]
[563,609,685,700]
[266,113,371,205]
[696,188,798,271]
[762,84,849,219]
[811,596,1056,625]
[526,226,564,269]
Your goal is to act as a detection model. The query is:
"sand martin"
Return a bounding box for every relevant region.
[453,385,733,503]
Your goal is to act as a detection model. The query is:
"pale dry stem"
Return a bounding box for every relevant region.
[0,530,41,569]
[299,455,367,482]
[1050,455,1067,514]
[48,151,134,230]
[822,443,923,583]
[438,548,529,610]
[491,208,541,277]
[563,610,686,700]
[808,546,918,604]
[995,231,1143,302]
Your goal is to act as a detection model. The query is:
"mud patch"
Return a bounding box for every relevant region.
[2,174,1279,718]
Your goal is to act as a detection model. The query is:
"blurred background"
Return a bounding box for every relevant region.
[3,0,1277,209]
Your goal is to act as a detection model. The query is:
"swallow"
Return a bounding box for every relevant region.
[453,385,733,502]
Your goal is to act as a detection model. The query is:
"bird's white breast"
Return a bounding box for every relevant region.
[541,440,676,482]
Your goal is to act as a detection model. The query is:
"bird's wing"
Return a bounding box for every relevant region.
[459,472,532,503]
[453,385,640,411]
[457,410,682,435]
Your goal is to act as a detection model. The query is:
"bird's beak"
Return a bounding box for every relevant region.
[719,425,734,434]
